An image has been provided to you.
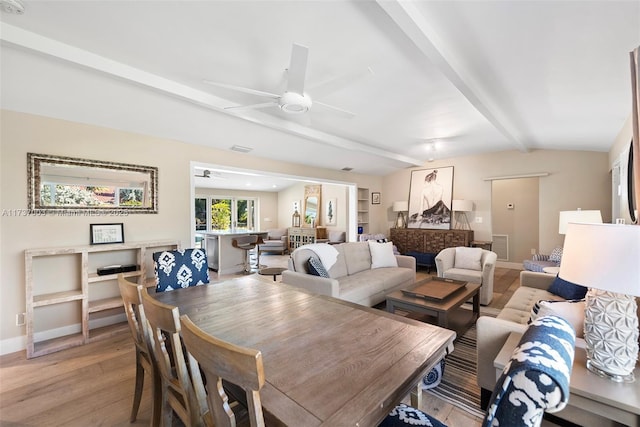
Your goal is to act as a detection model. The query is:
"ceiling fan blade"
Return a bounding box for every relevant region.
[314,101,355,118]
[286,43,308,95]
[203,80,279,99]
[308,67,374,98]
[224,102,278,111]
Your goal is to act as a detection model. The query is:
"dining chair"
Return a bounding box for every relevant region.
[117,274,161,426]
[140,287,211,427]
[153,248,209,292]
[179,314,266,427]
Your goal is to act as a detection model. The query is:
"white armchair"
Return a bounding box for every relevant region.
[435,247,497,305]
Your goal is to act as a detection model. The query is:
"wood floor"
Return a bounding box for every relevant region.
[0,263,525,426]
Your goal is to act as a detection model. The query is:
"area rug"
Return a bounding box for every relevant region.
[425,307,499,420]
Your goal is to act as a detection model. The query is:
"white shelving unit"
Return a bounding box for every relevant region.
[25,239,179,358]
[357,187,369,235]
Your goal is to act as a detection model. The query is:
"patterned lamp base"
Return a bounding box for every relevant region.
[584,289,639,383]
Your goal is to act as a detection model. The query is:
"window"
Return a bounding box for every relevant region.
[195,196,257,232]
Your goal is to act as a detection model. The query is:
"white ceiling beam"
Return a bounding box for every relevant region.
[377,0,530,153]
[0,23,422,168]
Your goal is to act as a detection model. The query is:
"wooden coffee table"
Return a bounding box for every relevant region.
[386,277,480,331]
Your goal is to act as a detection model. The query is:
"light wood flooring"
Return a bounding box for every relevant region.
[0,258,543,426]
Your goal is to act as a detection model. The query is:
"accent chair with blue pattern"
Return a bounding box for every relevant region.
[153,248,209,292]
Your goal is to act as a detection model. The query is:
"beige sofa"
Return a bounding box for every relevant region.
[282,241,416,307]
[476,270,582,408]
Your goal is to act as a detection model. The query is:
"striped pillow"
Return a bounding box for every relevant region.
[530,299,585,338]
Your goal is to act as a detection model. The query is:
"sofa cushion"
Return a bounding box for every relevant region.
[343,241,372,275]
[523,259,558,273]
[548,275,588,300]
[339,270,388,303]
[308,257,330,278]
[498,287,561,324]
[530,299,585,338]
[443,268,482,284]
[368,240,398,268]
[454,247,483,271]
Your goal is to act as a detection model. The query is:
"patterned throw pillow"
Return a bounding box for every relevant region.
[307,257,330,278]
[530,299,585,338]
[548,247,563,263]
[154,248,209,292]
[380,403,447,427]
[548,275,587,300]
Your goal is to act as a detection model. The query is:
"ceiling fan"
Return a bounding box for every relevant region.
[203,43,358,118]
[194,169,211,178]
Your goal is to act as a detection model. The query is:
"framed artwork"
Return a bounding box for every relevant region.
[371,192,381,204]
[90,223,124,245]
[325,198,337,225]
[407,166,454,229]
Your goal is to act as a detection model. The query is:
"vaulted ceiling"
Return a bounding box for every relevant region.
[1,0,638,177]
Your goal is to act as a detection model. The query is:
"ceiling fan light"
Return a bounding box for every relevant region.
[279,92,311,114]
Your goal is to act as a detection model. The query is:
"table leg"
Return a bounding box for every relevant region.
[410,383,422,409]
[473,291,480,320]
[437,312,448,328]
[386,300,395,313]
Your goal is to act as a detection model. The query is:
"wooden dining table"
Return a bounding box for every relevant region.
[153,276,456,427]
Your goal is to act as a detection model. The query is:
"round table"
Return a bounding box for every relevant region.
[542,266,560,275]
[258,267,287,281]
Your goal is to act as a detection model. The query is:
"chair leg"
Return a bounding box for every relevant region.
[150,364,162,427]
[130,353,145,422]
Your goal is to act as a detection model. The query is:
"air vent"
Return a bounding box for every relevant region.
[230,145,253,153]
[341,167,353,171]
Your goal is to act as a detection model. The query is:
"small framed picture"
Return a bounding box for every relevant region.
[371,192,381,205]
[90,223,124,245]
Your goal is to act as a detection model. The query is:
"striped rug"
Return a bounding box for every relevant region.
[425,306,500,420]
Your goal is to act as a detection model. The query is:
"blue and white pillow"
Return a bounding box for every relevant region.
[548,247,563,263]
[154,248,209,292]
[307,257,330,278]
[484,315,576,427]
[381,403,447,427]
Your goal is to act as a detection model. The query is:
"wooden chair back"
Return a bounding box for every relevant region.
[117,274,161,424]
[180,314,266,427]
[140,287,209,427]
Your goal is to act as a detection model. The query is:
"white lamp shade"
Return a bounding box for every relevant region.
[558,210,602,234]
[452,199,473,212]
[393,201,409,212]
[559,223,640,296]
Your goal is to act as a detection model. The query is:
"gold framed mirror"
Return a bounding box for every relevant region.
[303,184,321,227]
[27,153,158,213]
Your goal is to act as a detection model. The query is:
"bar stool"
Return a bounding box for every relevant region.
[232,235,262,273]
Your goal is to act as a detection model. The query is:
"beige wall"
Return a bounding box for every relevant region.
[0,110,377,350]
[381,150,611,255]
[491,178,539,262]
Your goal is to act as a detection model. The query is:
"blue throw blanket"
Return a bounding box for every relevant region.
[483,315,575,427]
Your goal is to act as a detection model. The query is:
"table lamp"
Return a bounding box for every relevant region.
[559,223,640,382]
[452,199,473,230]
[393,201,408,228]
[558,209,603,234]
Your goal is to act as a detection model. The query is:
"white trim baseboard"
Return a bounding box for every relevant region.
[0,313,127,356]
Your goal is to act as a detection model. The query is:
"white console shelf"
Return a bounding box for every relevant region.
[25,239,180,358]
